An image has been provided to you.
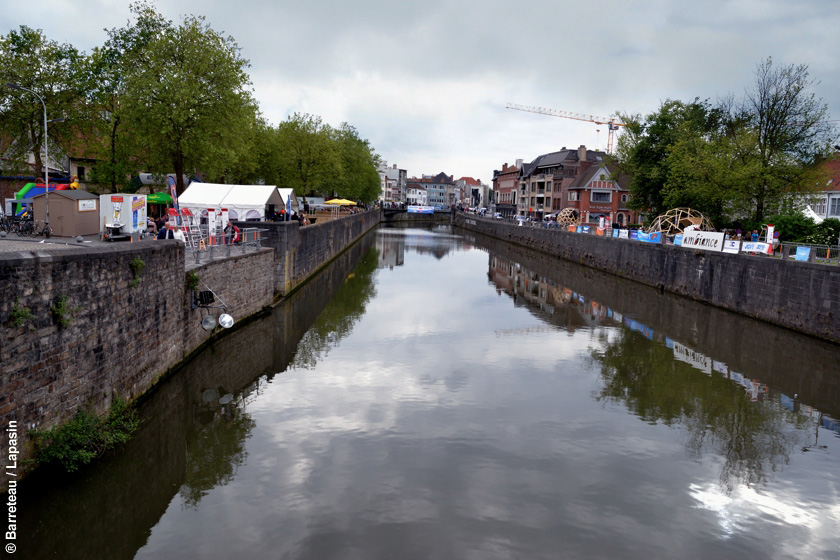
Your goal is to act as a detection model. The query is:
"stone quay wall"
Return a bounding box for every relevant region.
[454,213,840,343]
[255,209,380,296]
[0,246,270,486]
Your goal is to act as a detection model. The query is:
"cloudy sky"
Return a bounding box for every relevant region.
[7,0,840,184]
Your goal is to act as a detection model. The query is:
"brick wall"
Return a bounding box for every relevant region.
[454,213,840,343]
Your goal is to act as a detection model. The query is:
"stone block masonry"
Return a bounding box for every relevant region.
[454,213,840,344]
[0,241,276,487]
[256,209,380,296]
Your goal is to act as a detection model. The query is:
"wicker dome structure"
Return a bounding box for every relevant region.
[553,207,581,226]
[647,207,715,234]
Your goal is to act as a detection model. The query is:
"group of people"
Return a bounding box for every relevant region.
[148,215,240,244]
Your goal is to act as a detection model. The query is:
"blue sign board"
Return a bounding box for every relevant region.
[636,232,661,243]
[795,247,811,261]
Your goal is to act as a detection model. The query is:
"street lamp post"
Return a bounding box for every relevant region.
[6,83,50,227]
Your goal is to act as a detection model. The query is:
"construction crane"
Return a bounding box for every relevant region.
[506,103,627,153]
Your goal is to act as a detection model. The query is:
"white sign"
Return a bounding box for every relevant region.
[78,199,97,212]
[680,231,725,252]
[618,229,629,239]
[722,240,740,254]
[208,208,216,240]
[742,241,770,254]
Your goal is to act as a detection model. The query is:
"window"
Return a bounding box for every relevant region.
[591,192,611,203]
[568,192,578,201]
[830,198,840,216]
[77,166,86,180]
[621,194,627,203]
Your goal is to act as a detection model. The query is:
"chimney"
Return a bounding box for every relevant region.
[515,158,523,168]
[578,145,587,162]
[502,163,508,171]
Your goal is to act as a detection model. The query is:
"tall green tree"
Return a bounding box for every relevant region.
[333,123,381,203]
[271,113,341,198]
[121,11,259,195]
[82,1,170,192]
[614,98,719,222]
[722,57,836,222]
[0,25,85,178]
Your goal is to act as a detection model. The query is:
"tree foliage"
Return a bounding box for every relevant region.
[81,1,170,191]
[1,11,380,200]
[0,25,85,177]
[614,99,720,222]
[615,58,838,226]
[120,9,259,194]
[260,114,381,203]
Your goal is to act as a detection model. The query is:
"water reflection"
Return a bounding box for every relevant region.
[180,390,255,509]
[472,232,839,493]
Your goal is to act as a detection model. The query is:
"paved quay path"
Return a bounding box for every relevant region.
[0,233,156,253]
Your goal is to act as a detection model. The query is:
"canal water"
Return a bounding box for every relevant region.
[13,224,840,559]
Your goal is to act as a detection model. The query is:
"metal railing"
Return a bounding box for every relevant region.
[185,227,267,264]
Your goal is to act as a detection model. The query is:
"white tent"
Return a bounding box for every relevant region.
[276,188,300,215]
[178,183,284,221]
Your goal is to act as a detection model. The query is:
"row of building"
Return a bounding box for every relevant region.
[379,145,640,226]
[378,162,490,210]
[493,145,640,226]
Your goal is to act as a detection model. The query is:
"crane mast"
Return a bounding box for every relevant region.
[506,103,626,153]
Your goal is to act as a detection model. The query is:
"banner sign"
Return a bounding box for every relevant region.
[795,247,811,261]
[722,240,741,254]
[629,230,639,240]
[674,234,684,246]
[408,205,435,213]
[742,241,770,254]
[619,229,629,239]
[636,231,661,243]
[680,231,725,252]
[208,208,216,242]
[78,199,96,211]
[569,225,577,233]
[612,228,619,238]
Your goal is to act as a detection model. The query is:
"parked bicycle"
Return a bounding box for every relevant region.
[31,220,53,238]
[16,217,33,236]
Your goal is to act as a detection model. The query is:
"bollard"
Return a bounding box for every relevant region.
[194,249,201,264]
[808,248,816,262]
[208,245,215,260]
[226,243,231,257]
[782,245,791,259]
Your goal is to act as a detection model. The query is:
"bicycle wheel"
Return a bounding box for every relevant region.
[43,223,53,238]
[30,221,42,237]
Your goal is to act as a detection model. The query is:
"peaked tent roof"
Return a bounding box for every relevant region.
[178,183,283,220]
